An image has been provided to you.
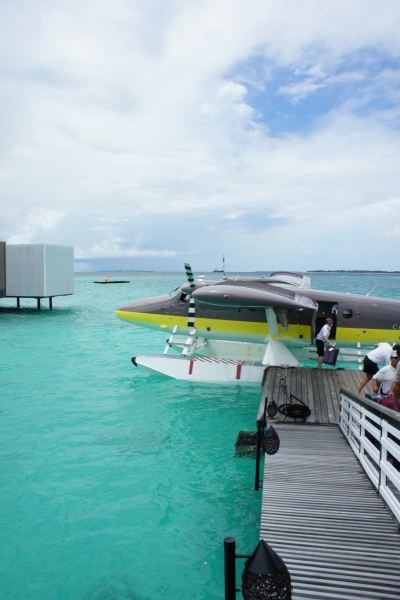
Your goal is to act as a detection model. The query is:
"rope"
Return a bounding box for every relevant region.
[277,368,311,420]
[278,393,311,420]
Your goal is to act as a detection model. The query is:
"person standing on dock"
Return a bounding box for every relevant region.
[393,358,400,412]
[357,343,400,395]
[316,318,335,369]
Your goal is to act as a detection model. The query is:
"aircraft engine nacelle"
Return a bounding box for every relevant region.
[192,285,316,311]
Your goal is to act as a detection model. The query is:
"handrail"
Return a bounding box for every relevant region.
[340,390,400,524]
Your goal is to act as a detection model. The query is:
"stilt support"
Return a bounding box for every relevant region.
[49,297,53,309]
[37,298,41,310]
[17,297,20,308]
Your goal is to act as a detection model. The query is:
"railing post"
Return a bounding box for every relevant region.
[360,410,365,461]
[379,422,387,492]
[224,537,236,600]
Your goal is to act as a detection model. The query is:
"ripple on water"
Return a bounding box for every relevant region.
[0,274,262,600]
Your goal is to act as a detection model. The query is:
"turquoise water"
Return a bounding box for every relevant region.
[1,271,399,599]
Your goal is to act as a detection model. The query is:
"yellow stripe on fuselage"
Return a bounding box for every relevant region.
[335,327,400,345]
[116,310,188,329]
[116,310,311,344]
[116,309,400,348]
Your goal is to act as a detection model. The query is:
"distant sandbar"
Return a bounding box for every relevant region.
[307,270,400,274]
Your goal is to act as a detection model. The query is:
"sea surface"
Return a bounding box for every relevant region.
[1,271,399,600]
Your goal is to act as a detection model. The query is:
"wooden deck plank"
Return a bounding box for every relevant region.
[321,371,336,423]
[327,371,340,423]
[307,368,317,423]
[302,366,312,420]
[310,369,321,423]
[315,369,329,423]
[345,369,359,391]
[338,369,353,393]
[260,424,400,600]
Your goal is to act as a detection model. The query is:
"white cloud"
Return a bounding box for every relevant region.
[85,239,177,258]
[1,0,400,270]
[7,209,64,244]
[278,80,326,102]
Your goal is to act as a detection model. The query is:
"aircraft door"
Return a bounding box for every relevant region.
[315,301,338,340]
[356,302,374,343]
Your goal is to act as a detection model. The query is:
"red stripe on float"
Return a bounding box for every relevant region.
[189,360,194,375]
[236,361,243,380]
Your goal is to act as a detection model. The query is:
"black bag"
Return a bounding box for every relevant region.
[365,393,387,401]
[323,347,339,366]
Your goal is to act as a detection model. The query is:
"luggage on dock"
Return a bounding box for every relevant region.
[377,396,395,409]
[323,347,339,366]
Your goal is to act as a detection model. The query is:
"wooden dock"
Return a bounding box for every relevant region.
[259,367,374,425]
[261,424,400,600]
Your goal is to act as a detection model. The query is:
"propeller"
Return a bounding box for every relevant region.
[184,263,196,328]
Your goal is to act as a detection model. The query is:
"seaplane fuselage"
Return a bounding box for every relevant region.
[116,273,400,349]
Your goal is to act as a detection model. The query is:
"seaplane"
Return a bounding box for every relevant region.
[115,266,400,384]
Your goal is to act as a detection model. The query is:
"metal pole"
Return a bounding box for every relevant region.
[37,298,41,310]
[224,536,236,600]
[255,421,262,491]
[49,297,53,309]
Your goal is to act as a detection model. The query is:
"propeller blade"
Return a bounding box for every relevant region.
[184,263,195,288]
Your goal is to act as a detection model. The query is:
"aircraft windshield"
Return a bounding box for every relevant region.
[169,286,182,296]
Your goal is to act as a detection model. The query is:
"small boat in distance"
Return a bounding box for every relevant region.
[94,278,130,284]
[213,255,225,273]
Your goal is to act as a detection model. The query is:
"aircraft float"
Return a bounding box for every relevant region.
[115,266,400,384]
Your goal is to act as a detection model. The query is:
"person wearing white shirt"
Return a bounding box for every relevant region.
[372,355,400,395]
[392,359,400,412]
[357,342,400,394]
[315,318,335,369]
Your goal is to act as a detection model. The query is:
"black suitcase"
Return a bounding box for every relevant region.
[323,347,339,366]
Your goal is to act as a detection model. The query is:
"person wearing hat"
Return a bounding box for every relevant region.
[357,343,400,394]
[315,318,335,369]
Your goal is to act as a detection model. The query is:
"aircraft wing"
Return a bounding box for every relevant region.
[192,285,316,310]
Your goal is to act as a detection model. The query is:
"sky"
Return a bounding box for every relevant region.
[1,0,400,273]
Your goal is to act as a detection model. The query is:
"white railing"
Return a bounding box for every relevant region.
[340,392,400,523]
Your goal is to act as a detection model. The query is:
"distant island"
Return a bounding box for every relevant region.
[307,270,400,273]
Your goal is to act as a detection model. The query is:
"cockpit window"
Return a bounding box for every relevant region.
[169,286,181,296]
[343,308,353,319]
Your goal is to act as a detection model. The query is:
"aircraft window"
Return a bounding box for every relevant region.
[169,286,181,296]
[343,308,353,319]
[178,293,189,303]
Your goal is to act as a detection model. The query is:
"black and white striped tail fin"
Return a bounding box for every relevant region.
[184,263,195,288]
[187,298,196,328]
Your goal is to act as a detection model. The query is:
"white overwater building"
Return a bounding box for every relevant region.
[0,242,74,309]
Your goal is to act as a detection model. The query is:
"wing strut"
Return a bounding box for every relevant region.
[265,308,278,336]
